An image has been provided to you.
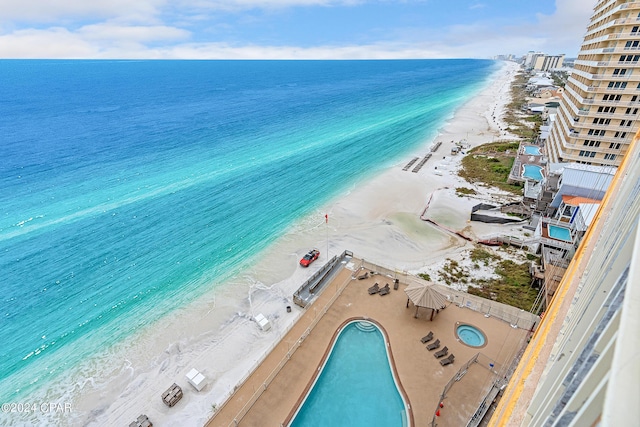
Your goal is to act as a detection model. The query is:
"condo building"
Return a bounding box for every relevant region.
[546,0,640,166]
[531,53,565,71]
[486,2,640,426]
[489,130,640,427]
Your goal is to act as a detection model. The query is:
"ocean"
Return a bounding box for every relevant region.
[0,59,496,422]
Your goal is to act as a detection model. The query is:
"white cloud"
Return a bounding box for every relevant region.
[417,0,595,58]
[0,0,166,23]
[159,41,441,59]
[0,0,599,59]
[0,0,360,23]
[0,28,96,58]
[0,29,441,59]
[0,23,190,58]
[78,23,190,42]
[533,0,595,55]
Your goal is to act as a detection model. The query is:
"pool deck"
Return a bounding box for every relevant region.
[207,262,531,427]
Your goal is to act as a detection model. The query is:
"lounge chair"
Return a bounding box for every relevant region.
[357,271,369,280]
[434,346,448,358]
[420,332,434,343]
[379,283,391,296]
[420,331,433,344]
[440,354,455,366]
[426,339,440,351]
[368,283,380,295]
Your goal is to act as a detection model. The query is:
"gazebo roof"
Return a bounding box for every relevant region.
[404,282,449,309]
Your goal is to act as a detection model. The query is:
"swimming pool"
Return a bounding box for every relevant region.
[523,145,542,156]
[456,324,486,347]
[289,320,409,427]
[548,225,572,242]
[522,164,543,181]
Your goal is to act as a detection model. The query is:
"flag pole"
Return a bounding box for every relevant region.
[325,214,329,259]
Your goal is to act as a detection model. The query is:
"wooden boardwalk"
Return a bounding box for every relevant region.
[403,157,419,171]
[412,153,432,172]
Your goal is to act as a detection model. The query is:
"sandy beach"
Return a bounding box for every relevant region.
[68,60,523,427]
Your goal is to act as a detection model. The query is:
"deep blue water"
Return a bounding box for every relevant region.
[0,59,495,401]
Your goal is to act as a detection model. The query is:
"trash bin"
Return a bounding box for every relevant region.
[286,305,292,313]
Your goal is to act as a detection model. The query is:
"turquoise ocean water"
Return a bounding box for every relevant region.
[0,60,496,408]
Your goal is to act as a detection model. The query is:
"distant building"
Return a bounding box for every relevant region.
[530,54,565,71]
[494,54,517,61]
[546,0,640,166]
[524,51,539,68]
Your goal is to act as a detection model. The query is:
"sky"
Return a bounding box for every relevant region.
[0,0,596,59]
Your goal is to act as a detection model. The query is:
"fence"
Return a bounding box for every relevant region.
[431,353,481,426]
[356,258,540,331]
[430,352,505,427]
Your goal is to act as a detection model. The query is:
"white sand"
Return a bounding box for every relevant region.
[61,61,526,427]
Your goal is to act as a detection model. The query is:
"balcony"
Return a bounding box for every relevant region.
[613,17,640,26]
[572,122,615,131]
[591,4,635,29]
[606,31,640,40]
[620,2,640,11]
[588,74,640,82]
[585,19,614,37]
[568,134,631,145]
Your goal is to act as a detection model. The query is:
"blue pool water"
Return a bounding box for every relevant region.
[548,225,572,242]
[456,324,486,347]
[524,145,542,156]
[522,164,543,181]
[290,321,408,427]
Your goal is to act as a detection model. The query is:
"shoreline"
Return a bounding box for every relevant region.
[66,60,522,427]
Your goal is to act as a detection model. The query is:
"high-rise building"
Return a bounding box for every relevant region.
[524,51,540,68]
[486,2,640,426]
[489,130,640,427]
[546,0,640,166]
[531,53,565,71]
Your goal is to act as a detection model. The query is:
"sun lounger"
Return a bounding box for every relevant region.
[426,339,440,351]
[420,332,434,343]
[379,283,391,296]
[440,354,455,366]
[161,383,183,407]
[434,346,448,358]
[368,283,380,295]
[357,271,369,280]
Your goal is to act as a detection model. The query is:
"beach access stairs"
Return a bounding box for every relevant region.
[293,250,353,308]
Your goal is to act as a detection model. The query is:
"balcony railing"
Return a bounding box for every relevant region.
[614,17,640,25]
[620,2,640,11]
[566,134,631,145]
[607,31,640,39]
